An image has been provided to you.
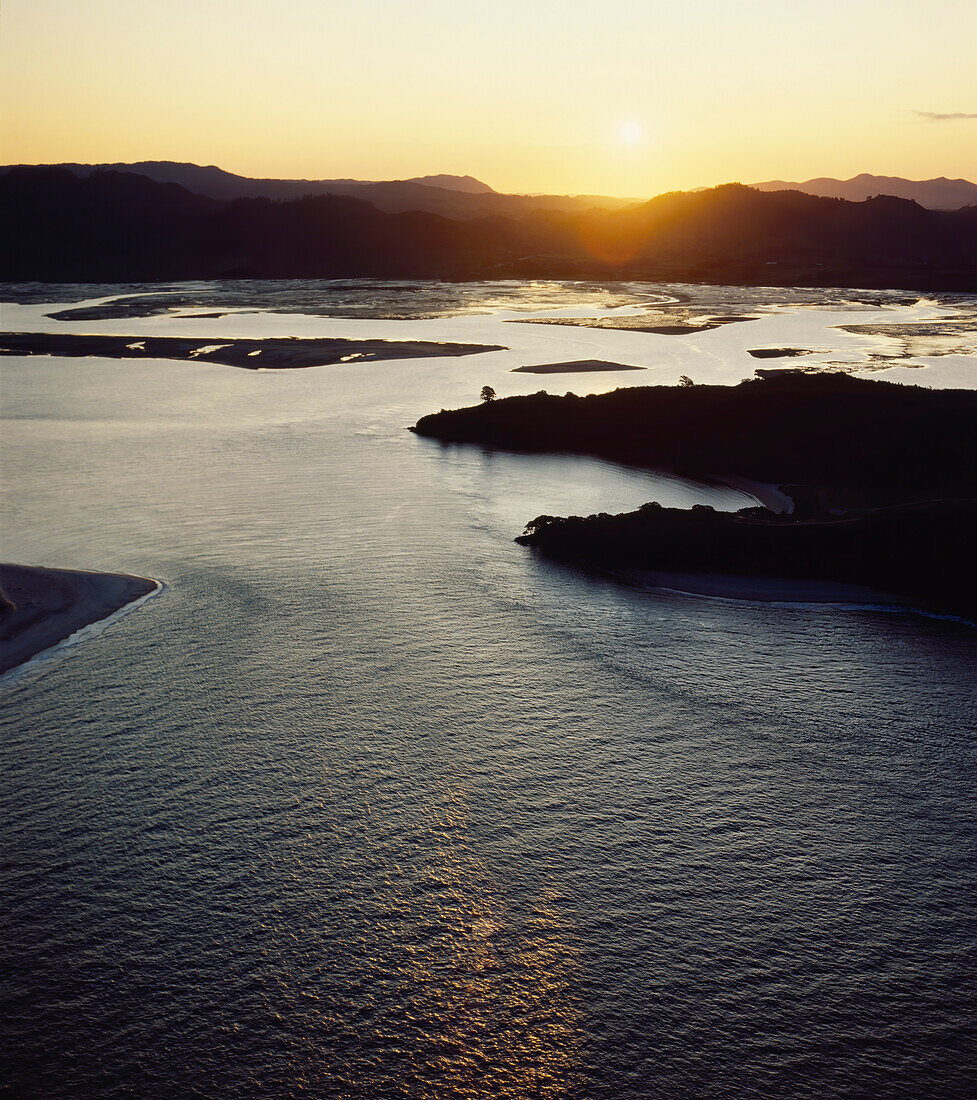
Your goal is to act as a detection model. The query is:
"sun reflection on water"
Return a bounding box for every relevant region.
[343,789,582,1098]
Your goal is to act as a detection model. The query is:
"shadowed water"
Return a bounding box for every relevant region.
[2,281,976,1097]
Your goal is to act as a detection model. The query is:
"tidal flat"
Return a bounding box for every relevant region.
[0,331,502,371]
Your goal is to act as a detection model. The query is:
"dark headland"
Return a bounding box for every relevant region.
[413,373,977,617]
[0,564,158,676]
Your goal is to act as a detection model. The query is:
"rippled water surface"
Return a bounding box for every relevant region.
[2,281,976,1097]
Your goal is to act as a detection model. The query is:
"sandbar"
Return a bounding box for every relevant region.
[0,333,504,370]
[0,563,158,676]
[512,359,645,374]
[48,299,183,321]
[748,348,817,359]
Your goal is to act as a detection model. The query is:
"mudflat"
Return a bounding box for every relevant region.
[508,310,758,335]
[0,333,504,371]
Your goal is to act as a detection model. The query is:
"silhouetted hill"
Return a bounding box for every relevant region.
[558,184,977,286]
[0,167,531,281]
[0,161,624,219]
[405,174,496,194]
[2,169,975,287]
[753,173,977,211]
[571,185,950,261]
[0,167,219,282]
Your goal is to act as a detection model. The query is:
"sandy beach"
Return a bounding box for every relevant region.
[0,563,158,675]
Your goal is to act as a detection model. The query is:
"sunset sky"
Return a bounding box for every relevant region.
[3,0,976,196]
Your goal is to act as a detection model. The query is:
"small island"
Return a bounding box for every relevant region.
[0,564,159,676]
[414,372,977,617]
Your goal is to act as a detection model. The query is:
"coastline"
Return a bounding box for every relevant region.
[515,500,977,620]
[0,563,160,677]
[717,474,794,514]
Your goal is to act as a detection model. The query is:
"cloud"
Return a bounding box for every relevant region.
[915,110,977,121]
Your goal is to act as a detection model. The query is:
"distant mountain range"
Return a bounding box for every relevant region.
[2,165,975,289]
[0,161,629,219]
[5,162,974,220]
[753,174,977,211]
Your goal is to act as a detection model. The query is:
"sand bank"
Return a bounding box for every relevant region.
[0,333,503,371]
[512,359,645,374]
[748,348,817,358]
[0,564,159,676]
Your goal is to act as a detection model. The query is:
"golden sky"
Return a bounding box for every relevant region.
[3,0,976,196]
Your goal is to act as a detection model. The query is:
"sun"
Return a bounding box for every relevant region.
[618,120,644,146]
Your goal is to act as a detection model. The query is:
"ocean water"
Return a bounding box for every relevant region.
[2,281,976,1098]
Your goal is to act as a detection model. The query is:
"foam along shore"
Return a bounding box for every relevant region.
[0,333,504,371]
[0,563,159,676]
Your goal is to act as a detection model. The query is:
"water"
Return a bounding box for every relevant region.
[2,281,976,1097]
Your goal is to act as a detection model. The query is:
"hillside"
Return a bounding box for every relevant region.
[2,168,976,288]
[0,160,627,219]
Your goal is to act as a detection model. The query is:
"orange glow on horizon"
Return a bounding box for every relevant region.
[1,0,975,197]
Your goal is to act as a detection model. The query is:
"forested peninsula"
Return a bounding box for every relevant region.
[414,373,977,616]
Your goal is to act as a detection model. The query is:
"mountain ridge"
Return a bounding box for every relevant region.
[753,173,977,210]
[6,162,975,215]
[0,160,628,219]
[2,167,975,288]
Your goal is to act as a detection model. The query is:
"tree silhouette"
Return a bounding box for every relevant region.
[480,385,497,402]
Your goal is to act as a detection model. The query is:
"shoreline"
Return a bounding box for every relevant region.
[516,499,977,620]
[608,567,977,626]
[0,563,160,677]
[716,474,794,514]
